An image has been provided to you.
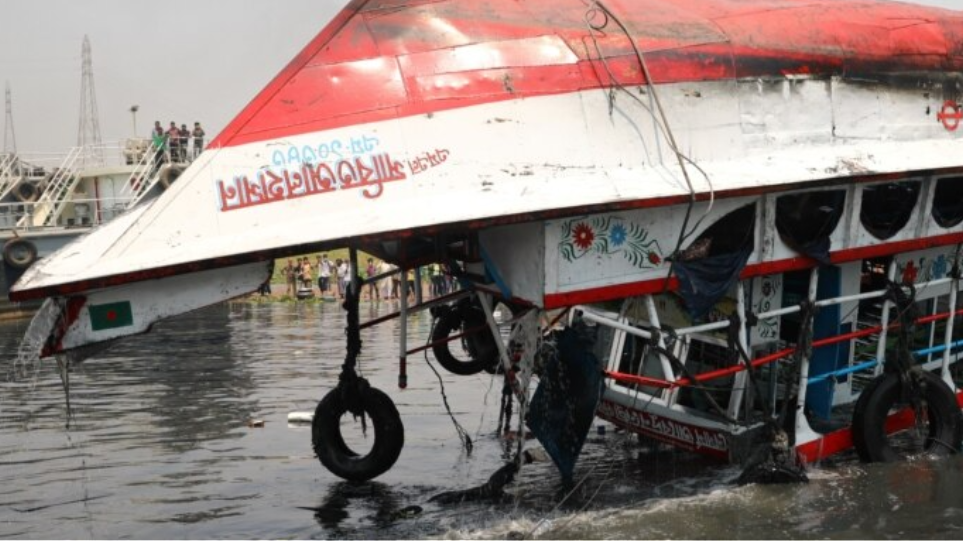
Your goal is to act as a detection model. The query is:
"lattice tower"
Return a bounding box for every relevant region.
[3,82,15,155]
[77,35,104,166]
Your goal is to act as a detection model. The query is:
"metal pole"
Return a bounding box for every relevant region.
[399,266,408,389]
[643,295,677,395]
[942,248,961,386]
[794,267,820,444]
[414,266,423,305]
[873,260,897,377]
[727,281,750,421]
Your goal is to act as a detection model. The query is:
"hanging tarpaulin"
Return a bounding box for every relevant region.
[673,247,753,321]
[673,204,756,321]
[526,325,603,486]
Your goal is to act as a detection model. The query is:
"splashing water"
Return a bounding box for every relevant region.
[11,298,61,384]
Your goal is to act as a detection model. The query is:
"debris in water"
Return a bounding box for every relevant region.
[287,411,314,423]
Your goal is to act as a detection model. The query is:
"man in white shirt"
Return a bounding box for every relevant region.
[318,253,333,294]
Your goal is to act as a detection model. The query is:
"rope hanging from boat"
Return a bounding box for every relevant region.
[336,263,370,429]
[422,316,474,454]
[884,279,920,376]
[581,0,716,281]
[731,301,811,484]
[726,310,774,422]
[497,377,514,435]
[779,299,817,433]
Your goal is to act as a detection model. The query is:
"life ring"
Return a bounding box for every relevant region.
[13,182,39,203]
[431,298,499,375]
[3,238,37,269]
[851,370,962,462]
[312,384,404,482]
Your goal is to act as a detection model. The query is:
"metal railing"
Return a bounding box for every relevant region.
[0,195,136,231]
[20,147,83,228]
[587,270,962,393]
[118,141,162,206]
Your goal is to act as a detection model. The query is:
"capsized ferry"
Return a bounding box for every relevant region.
[11,0,963,485]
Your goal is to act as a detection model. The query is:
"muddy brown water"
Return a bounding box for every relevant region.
[1,301,962,539]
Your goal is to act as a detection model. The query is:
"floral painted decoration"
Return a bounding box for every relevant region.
[560,216,663,268]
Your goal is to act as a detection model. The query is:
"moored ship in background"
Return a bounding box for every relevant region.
[0,140,174,319]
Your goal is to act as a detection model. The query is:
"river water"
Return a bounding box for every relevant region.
[1,300,962,539]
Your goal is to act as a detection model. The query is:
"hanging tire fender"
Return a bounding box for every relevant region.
[13,181,39,203]
[431,299,498,376]
[158,164,185,189]
[3,238,38,269]
[312,383,404,482]
[851,370,963,463]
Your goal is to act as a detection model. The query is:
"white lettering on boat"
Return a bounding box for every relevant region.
[215,153,407,211]
[597,400,728,454]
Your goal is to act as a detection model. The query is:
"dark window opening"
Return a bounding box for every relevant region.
[860,181,920,240]
[932,176,963,229]
[676,339,735,414]
[775,190,846,263]
[673,204,756,320]
[616,331,665,397]
[678,204,756,261]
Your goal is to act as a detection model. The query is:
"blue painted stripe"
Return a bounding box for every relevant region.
[805,339,963,385]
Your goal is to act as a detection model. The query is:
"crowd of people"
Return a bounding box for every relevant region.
[151,120,205,166]
[271,254,458,301]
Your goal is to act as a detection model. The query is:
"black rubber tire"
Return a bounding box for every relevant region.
[851,371,962,463]
[13,182,38,203]
[312,386,404,482]
[431,301,499,376]
[3,238,37,269]
[851,375,887,462]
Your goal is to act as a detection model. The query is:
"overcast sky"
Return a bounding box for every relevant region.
[0,0,960,155]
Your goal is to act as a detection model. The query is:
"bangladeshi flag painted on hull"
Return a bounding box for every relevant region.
[89,301,134,331]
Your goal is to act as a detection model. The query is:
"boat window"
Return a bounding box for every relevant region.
[616,332,665,397]
[775,190,845,263]
[932,176,963,229]
[860,181,920,240]
[676,338,735,414]
[673,204,756,320]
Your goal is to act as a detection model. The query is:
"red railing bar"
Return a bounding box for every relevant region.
[605,306,963,389]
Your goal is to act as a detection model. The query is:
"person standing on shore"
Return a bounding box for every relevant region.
[301,257,313,291]
[365,257,380,301]
[318,254,332,295]
[335,258,346,298]
[284,259,297,297]
[389,263,401,299]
